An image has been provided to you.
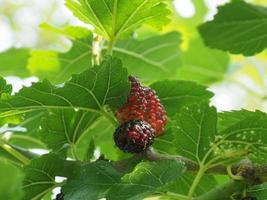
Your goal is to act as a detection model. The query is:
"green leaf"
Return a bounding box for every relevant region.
[62,160,123,200]
[150,80,213,116]
[76,116,126,161]
[172,103,267,167]
[28,25,93,83]
[164,174,218,197]
[8,111,46,149]
[66,0,171,40]
[247,182,267,199]
[0,159,24,200]
[40,109,98,157]
[22,154,65,200]
[0,57,130,124]
[219,111,267,163]
[0,77,12,96]
[0,48,30,77]
[107,160,185,200]
[110,31,182,81]
[0,77,22,126]
[153,126,177,155]
[218,109,259,131]
[173,103,217,163]
[178,37,230,84]
[198,1,267,56]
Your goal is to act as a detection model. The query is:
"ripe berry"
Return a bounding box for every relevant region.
[116,76,167,136]
[113,120,155,153]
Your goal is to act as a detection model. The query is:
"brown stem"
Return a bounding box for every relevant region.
[114,149,267,182]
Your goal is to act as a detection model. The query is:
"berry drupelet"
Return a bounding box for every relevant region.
[116,76,167,136]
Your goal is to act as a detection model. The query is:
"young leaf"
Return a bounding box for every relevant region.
[107,160,185,200]
[198,1,267,56]
[150,80,213,116]
[0,48,30,77]
[28,25,94,83]
[0,57,130,124]
[62,160,123,200]
[40,109,98,157]
[22,154,65,200]
[109,31,182,81]
[0,160,24,200]
[66,0,171,40]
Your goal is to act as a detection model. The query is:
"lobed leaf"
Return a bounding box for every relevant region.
[0,57,130,120]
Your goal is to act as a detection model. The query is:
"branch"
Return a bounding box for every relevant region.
[114,149,267,182]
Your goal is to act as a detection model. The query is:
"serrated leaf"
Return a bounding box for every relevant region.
[178,37,230,84]
[198,1,267,56]
[172,103,267,167]
[0,48,30,77]
[109,31,181,81]
[173,103,217,163]
[218,109,260,131]
[107,160,185,200]
[0,57,130,123]
[22,154,65,200]
[62,160,123,200]
[40,109,98,157]
[247,182,267,199]
[28,25,93,83]
[150,80,213,116]
[66,0,171,40]
[0,160,24,200]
